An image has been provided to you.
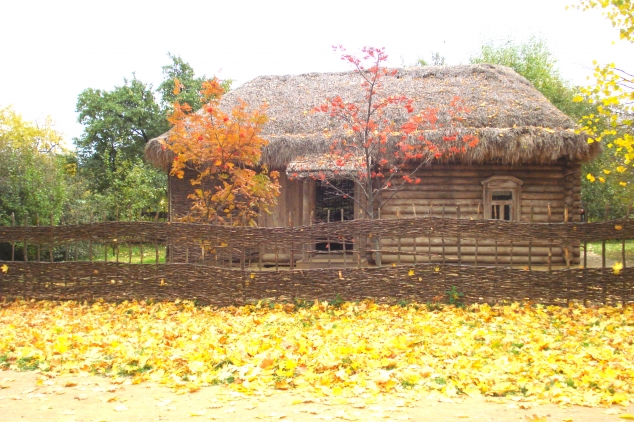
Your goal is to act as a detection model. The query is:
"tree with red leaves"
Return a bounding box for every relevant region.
[312,46,479,220]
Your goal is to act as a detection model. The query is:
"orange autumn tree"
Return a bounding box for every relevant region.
[310,46,479,220]
[164,78,280,225]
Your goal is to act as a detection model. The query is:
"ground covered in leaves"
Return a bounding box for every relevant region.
[1,299,634,409]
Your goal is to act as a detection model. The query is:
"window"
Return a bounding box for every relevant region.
[482,176,522,221]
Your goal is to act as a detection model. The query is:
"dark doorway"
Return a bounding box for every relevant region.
[314,180,355,251]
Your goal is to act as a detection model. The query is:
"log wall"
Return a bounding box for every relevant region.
[167,160,583,266]
[378,160,582,265]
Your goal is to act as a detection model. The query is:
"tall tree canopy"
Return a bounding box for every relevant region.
[158,53,208,113]
[75,76,166,192]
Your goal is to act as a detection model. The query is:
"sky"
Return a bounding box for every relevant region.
[2,0,633,148]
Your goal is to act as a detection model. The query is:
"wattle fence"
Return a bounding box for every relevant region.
[0,216,632,306]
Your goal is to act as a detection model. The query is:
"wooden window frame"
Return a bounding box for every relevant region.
[481,176,523,221]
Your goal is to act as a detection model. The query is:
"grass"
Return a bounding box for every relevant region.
[587,240,634,263]
[89,243,167,264]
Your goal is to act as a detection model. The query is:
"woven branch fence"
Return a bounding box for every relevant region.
[0,216,633,306]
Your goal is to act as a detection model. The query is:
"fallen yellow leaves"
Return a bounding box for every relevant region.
[1,300,634,407]
[614,262,624,275]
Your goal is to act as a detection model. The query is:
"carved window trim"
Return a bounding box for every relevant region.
[482,176,523,221]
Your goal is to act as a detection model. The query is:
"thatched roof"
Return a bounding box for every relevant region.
[145,64,598,172]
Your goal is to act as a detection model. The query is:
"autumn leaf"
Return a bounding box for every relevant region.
[613,262,624,275]
[165,78,279,226]
[525,415,548,422]
[189,409,207,416]
[0,264,7,273]
[1,299,634,407]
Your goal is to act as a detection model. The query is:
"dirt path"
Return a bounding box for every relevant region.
[1,371,632,422]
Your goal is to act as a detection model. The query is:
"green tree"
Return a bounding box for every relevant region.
[74,55,233,221]
[74,74,168,220]
[158,53,232,113]
[0,106,69,226]
[75,75,167,192]
[158,53,208,113]
[470,37,592,119]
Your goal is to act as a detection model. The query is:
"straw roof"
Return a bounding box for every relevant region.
[145,64,598,172]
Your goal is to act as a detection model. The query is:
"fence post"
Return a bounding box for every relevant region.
[456,205,461,265]
[397,207,401,266]
[428,205,433,264]
[289,212,294,270]
[89,211,94,262]
[327,209,331,268]
[49,212,54,263]
[155,211,159,264]
[258,226,263,271]
[74,212,80,262]
[11,213,15,262]
[564,206,571,270]
[103,213,108,263]
[228,214,233,269]
[623,204,632,269]
[603,202,610,303]
[602,202,609,270]
[528,206,533,271]
[23,213,28,262]
[376,208,382,267]
[341,208,347,269]
[412,203,417,265]
[36,214,40,262]
[441,206,445,265]
[475,204,480,267]
[310,210,315,267]
[547,204,552,273]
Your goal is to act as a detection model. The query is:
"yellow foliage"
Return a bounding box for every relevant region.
[166,78,280,226]
[0,106,64,153]
[613,261,624,275]
[575,0,634,181]
[1,300,634,406]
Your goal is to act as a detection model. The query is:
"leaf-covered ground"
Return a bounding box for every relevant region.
[1,300,633,408]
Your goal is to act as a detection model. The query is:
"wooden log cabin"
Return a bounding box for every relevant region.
[145,64,598,267]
